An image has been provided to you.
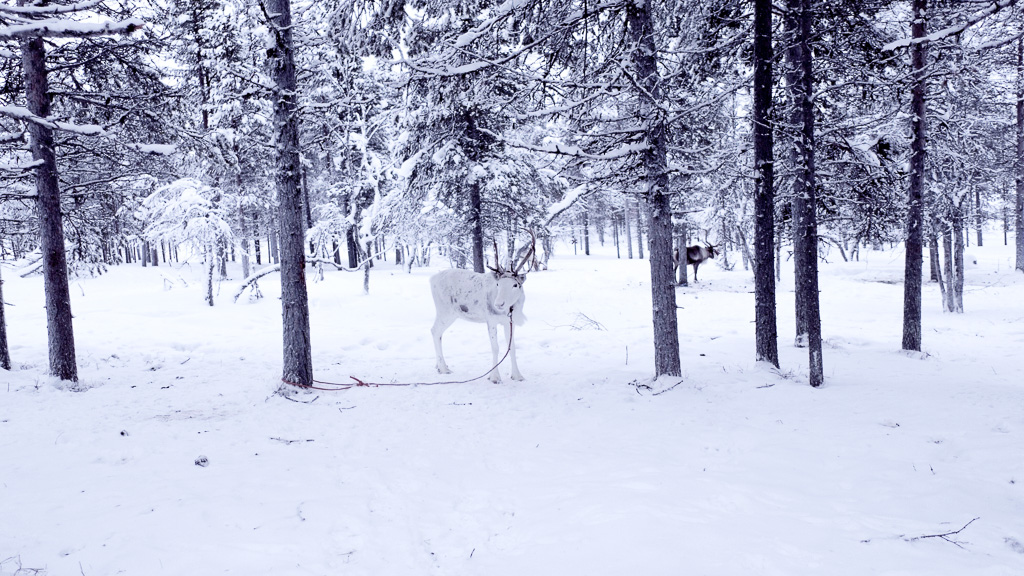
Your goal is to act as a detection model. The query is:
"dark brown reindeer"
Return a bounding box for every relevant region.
[673,243,718,283]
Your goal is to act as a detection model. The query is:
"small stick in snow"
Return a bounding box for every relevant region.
[270,437,315,445]
[905,517,981,549]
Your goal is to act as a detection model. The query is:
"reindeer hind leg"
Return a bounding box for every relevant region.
[431,314,456,374]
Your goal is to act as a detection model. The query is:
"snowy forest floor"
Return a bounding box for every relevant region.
[2,238,1024,575]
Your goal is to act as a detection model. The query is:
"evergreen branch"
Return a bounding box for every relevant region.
[0,18,144,41]
[882,0,1018,51]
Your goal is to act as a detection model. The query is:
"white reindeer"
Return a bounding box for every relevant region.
[430,236,535,383]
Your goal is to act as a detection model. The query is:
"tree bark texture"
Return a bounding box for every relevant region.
[902,0,927,351]
[942,226,954,311]
[0,265,10,370]
[785,0,823,386]
[952,209,964,312]
[23,34,78,382]
[1017,36,1024,272]
[624,201,634,259]
[267,0,313,388]
[469,179,485,273]
[753,0,779,367]
[626,0,681,377]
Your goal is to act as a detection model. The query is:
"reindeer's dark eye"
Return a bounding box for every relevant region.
[514,284,519,288]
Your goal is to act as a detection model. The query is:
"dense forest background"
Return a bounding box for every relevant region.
[2,0,1023,386]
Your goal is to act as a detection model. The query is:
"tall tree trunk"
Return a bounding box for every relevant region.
[677,224,689,286]
[626,0,680,377]
[952,206,964,312]
[613,216,621,258]
[267,0,313,388]
[635,198,645,259]
[582,210,591,256]
[942,224,954,312]
[468,178,485,273]
[623,202,634,258]
[206,248,215,307]
[0,264,10,371]
[1017,36,1024,272]
[753,0,779,367]
[928,225,941,282]
[23,33,77,381]
[974,187,983,246]
[345,225,358,268]
[785,0,823,386]
[902,0,928,351]
[239,205,251,279]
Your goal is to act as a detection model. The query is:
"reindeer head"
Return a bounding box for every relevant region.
[486,232,536,313]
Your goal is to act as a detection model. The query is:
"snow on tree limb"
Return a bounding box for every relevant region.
[478,126,649,160]
[233,265,281,303]
[0,159,43,172]
[0,17,144,40]
[0,1,103,16]
[882,0,1018,51]
[126,143,177,155]
[0,104,104,136]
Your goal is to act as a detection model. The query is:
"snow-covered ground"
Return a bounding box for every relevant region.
[2,237,1023,575]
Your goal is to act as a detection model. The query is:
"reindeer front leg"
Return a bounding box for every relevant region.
[503,321,523,381]
[487,322,503,383]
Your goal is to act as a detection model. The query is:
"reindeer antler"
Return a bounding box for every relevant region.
[513,229,537,274]
[488,238,504,273]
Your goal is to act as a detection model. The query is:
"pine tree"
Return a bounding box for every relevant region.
[265,0,313,389]
[753,0,778,367]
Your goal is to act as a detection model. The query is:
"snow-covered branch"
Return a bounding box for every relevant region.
[481,127,649,161]
[882,0,1018,51]
[0,1,103,16]
[0,18,144,40]
[0,105,105,136]
[0,159,43,172]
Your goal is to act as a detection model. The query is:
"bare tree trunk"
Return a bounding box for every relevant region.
[613,216,621,258]
[582,210,591,256]
[902,0,928,351]
[753,0,779,367]
[623,203,634,259]
[267,0,313,388]
[469,179,485,273]
[206,248,215,307]
[23,32,77,381]
[635,198,645,259]
[626,0,680,377]
[974,187,983,247]
[952,207,964,312]
[942,224,954,312]
[345,225,358,268]
[239,205,251,279]
[0,264,10,371]
[785,0,822,386]
[677,221,689,286]
[1017,36,1024,272]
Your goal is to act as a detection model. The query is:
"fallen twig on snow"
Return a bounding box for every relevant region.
[905,517,980,549]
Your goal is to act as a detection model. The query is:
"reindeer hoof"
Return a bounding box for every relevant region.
[510,373,525,381]
[488,374,502,384]
[437,366,452,375]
